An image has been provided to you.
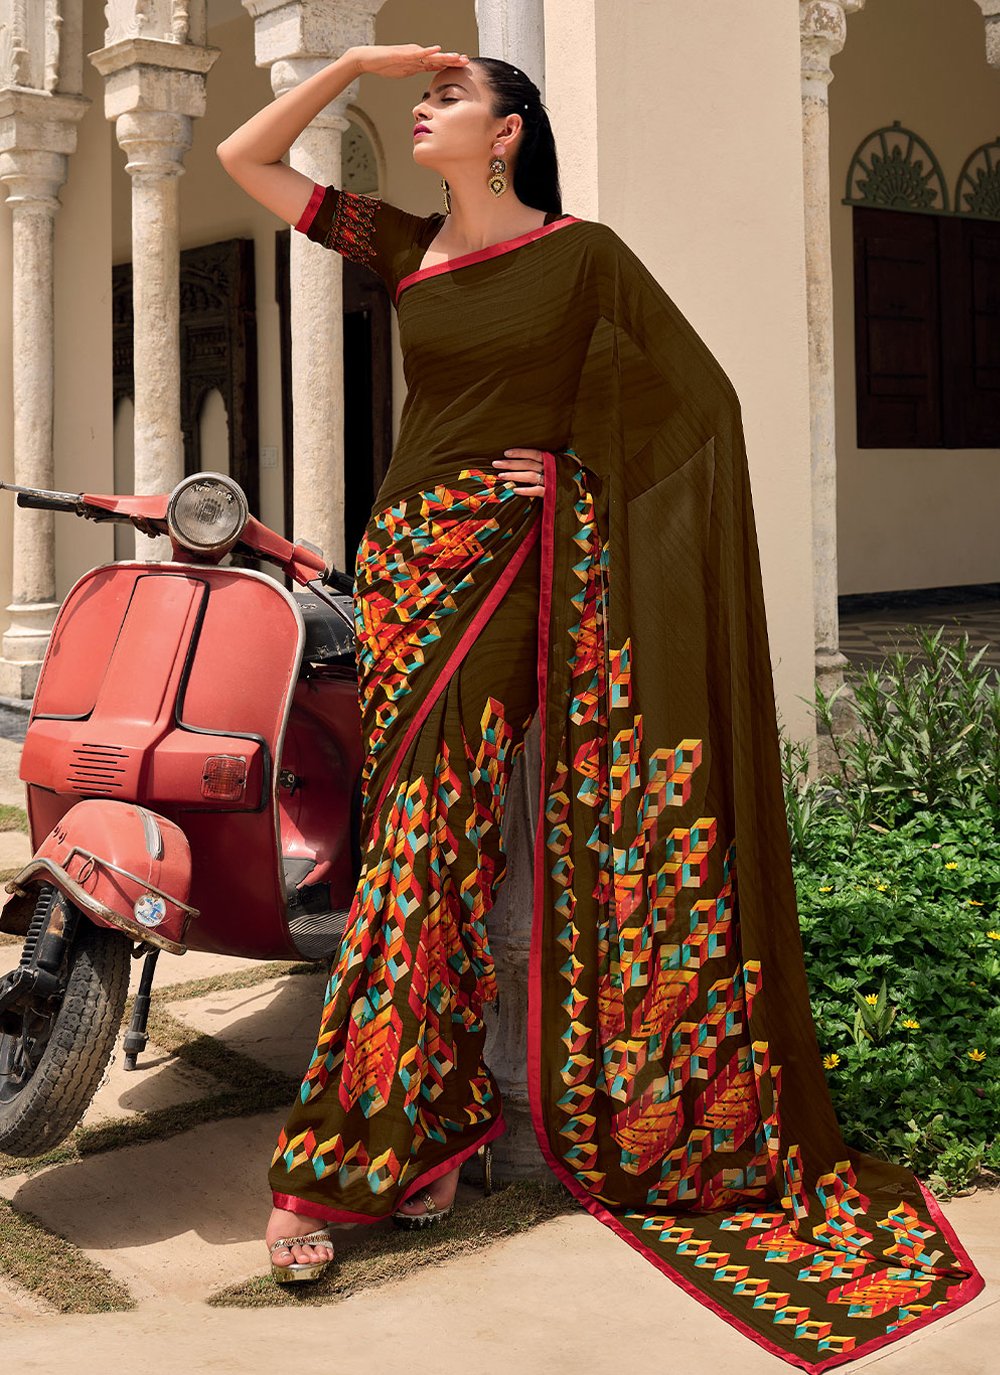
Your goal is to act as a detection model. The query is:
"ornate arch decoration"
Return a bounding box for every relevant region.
[955,135,1000,219]
[843,119,949,212]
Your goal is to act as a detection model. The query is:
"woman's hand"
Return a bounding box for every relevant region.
[492,449,546,498]
[354,44,470,79]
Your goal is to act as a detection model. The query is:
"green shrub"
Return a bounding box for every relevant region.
[780,625,1000,1192]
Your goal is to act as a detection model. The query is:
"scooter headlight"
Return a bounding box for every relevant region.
[166,473,249,554]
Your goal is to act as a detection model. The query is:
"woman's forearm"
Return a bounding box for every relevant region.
[217,48,364,168]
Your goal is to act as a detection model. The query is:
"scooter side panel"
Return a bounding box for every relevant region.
[30,566,139,720]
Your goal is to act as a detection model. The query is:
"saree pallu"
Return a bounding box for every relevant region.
[275,190,984,1373]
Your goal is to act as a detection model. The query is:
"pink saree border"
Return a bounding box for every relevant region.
[273,1113,508,1226]
[525,453,986,1373]
[395,214,584,306]
[294,181,326,235]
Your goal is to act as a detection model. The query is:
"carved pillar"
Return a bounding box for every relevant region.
[0,1,89,698]
[244,0,383,572]
[799,1,864,759]
[89,2,219,560]
[974,1,1000,68]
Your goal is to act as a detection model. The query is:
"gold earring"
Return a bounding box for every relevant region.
[488,153,507,197]
[440,177,451,213]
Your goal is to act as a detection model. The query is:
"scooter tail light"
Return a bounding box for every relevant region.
[201,755,248,802]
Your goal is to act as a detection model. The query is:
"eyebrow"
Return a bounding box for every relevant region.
[420,83,468,98]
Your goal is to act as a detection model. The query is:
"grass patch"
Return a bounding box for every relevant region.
[0,962,323,1178]
[0,1198,134,1313]
[155,959,318,1002]
[0,804,27,833]
[209,1177,579,1308]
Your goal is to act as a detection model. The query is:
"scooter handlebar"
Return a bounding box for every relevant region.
[0,479,345,589]
[0,481,166,529]
[0,481,87,514]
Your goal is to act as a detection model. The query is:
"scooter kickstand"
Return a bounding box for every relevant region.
[122,947,160,1071]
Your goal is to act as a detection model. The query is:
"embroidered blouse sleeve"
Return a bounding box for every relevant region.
[293,182,427,296]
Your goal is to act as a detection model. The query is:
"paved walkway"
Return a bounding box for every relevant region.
[1,1194,996,1375]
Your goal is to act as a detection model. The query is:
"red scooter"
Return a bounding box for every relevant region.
[0,472,363,1156]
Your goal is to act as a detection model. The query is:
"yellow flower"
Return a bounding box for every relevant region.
[968,1049,986,1062]
[819,885,833,892]
[875,883,888,892]
[987,931,1000,941]
[902,1018,920,1030]
[864,993,879,1005]
[968,899,983,907]
[944,861,958,869]
[823,1053,840,1068]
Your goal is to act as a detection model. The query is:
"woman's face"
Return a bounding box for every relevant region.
[411,63,521,174]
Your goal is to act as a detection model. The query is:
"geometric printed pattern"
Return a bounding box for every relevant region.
[535,464,979,1370]
[270,469,537,1211]
[268,455,979,1368]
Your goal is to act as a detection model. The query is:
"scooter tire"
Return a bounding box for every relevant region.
[0,887,131,1157]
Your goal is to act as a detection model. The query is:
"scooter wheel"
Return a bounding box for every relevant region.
[0,886,131,1157]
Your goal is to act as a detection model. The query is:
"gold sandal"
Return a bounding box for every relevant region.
[392,1187,455,1229]
[392,1141,493,1230]
[269,1227,335,1283]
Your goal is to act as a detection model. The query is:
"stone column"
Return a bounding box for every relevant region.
[473,0,549,1179]
[0,2,89,698]
[799,0,864,762]
[974,1,1000,68]
[244,0,382,572]
[89,3,219,560]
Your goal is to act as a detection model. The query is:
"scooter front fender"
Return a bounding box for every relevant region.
[1,800,196,954]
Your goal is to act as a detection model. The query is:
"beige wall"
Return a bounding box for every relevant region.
[593,0,816,735]
[830,0,1000,594]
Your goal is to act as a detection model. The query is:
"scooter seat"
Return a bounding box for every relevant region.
[293,590,355,664]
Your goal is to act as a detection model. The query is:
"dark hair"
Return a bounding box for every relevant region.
[469,57,562,216]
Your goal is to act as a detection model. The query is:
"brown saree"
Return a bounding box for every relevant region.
[270,184,984,1370]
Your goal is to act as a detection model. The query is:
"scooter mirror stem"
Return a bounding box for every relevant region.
[239,515,327,586]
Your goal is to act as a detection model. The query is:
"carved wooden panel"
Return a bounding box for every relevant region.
[112,237,260,513]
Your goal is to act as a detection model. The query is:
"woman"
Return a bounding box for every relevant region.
[217,43,982,1371]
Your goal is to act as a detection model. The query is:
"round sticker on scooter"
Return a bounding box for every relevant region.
[134,893,167,928]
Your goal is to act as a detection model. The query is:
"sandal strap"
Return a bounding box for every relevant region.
[269,1229,333,1255]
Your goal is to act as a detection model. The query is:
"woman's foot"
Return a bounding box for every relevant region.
[266,1205,335,1269]
[395,1162,461,1218]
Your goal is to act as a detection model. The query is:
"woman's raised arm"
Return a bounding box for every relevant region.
[216,44,469,228]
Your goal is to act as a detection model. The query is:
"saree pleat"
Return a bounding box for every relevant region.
[271,470,540,1217]
[277,185,985,1371]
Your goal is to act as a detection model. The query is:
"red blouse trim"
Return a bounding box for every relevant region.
[395,214,584,304]
[293,181,326,234]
